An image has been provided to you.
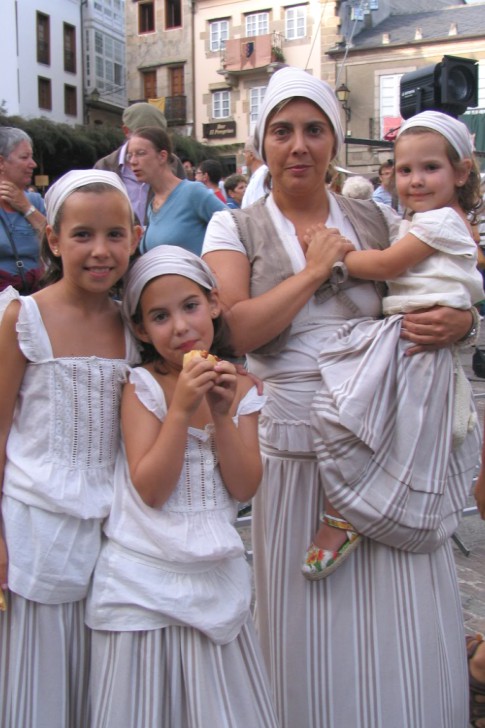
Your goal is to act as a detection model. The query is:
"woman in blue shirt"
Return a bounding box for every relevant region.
[127,127,226,256]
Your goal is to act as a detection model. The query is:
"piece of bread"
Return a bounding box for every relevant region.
[0,586,6,612]
[183,350,219,368]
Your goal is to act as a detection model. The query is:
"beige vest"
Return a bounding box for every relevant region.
[230,195,391,355]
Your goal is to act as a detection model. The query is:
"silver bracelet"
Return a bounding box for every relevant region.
[24,205,36,219]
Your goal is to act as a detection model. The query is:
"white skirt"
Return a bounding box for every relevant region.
[89,618,279,728]
[0,591,91,728]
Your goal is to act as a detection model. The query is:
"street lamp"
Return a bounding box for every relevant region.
[336,83,351,122]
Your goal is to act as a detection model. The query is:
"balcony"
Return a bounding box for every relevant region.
[164,96,187,126]
[220,33,285,76]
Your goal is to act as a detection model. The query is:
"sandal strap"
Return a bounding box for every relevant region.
[321,513,355,531]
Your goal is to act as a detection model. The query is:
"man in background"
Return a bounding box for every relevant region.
[195,159,226,202]
[241,138,268,208]
[372,159,395,208]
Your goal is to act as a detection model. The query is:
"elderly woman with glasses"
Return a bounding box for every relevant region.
[0,127,46,293]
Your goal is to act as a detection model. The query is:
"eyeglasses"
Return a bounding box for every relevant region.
[195,170,203,176]
[126,150,149,162]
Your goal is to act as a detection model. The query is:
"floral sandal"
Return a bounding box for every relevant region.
[466,633,485,727]
[301,513,362,581]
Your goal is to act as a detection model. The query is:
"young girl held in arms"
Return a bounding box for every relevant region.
[0,170,141,726]
[85,245,278,728]
[304,110,484,579]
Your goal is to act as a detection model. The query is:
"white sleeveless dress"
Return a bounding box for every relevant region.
[86,367,279,728]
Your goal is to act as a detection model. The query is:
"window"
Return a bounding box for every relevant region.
[209,19,229,52]
[64,85,77,116]
[245,12,269,37]
[139,2,155,33]
[285,5,306,40]
[143,70,157,100]
[165,0,182,29]
[249,86,267,134]
[212,90,230,119]
[64,24,76,73]
[93,31,124,97]
[170,66,184,96]
[37,13,50,65]
[379,73,403,138]
[479,60,485,107]
[38,77,52,110]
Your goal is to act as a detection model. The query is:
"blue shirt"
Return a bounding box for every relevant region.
[141,180,226,256]
[0,192,46,275]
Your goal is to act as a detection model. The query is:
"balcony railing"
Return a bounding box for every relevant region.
[164,95,186,125]
[221,32,284,73]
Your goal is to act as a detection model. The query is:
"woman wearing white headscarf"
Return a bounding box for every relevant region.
[202,67,478,728]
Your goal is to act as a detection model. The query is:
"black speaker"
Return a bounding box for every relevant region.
[400,55,478,119]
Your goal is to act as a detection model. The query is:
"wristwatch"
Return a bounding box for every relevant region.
[24,205,36,219]
[458,306,480,347]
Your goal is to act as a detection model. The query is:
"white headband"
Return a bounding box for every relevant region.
[122,245,218,321]
[45,169,133,226]
[397,111,474,160]
[254,67,344,160]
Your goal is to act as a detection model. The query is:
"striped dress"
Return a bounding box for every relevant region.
[250,295,471,728]
[85,368,279,728]
[203,200,472,728]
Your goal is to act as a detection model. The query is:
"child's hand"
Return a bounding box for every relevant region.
[172,358,218,416]
[474,470,485,520]
[303,223,355,276]
[206,360,237,416]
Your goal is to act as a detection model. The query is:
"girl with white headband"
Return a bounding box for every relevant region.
[203,66,479,728]
[0,169,141,726]
[307,110,483,578]
[85,245,278,727]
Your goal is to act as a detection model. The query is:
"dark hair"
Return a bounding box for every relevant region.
[396,126,482,222]
[199,159,223,185]
[130,126,174,163]
[378,159,394,175]
[40,182,136,287]
[224,173,247,195]
[131,280,234,372]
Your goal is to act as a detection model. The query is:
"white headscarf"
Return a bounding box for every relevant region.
[254,66,345,161]
[122,245,217,321]
[45,169,133,226]
[396,111,474,160]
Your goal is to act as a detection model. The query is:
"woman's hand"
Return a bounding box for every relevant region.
[401,307,473,355]
[207,360,237,416]
[303,224,355,281]
[0,181,31,215]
